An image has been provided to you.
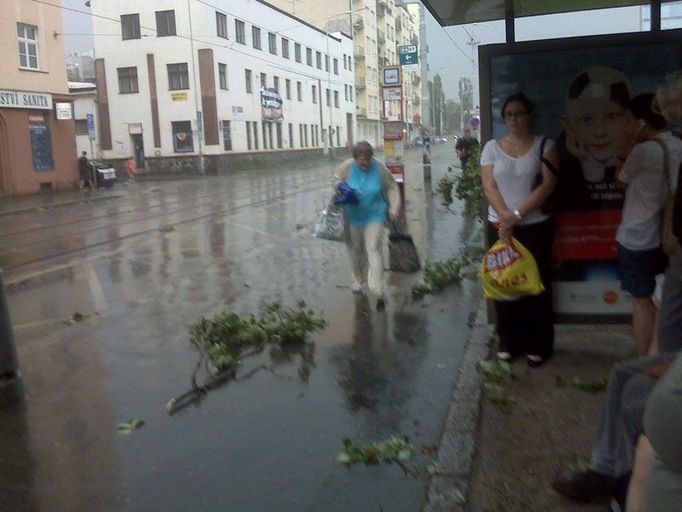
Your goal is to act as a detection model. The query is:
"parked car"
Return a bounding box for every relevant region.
[90,161,117,188]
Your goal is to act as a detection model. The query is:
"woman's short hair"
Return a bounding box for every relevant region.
[629,93,667,130]
[500,93,535,119]
[352,141,374,159]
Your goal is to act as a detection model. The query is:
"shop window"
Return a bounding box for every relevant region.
[167,63,189,90]
[118,67,139,94]
[172,121,193,153]
[17,23,39,69]
[29,114,54,171]
[156,10,176,37]
[120,14,141,40]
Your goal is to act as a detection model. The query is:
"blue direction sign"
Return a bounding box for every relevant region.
[86,113,95,140]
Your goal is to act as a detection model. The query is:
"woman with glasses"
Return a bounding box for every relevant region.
[480,93,559,366]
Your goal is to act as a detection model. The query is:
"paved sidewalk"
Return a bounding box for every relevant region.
[0,189,122,216]
[466,324,635,511]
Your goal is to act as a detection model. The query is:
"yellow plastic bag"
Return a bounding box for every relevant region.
[481,237,545,300]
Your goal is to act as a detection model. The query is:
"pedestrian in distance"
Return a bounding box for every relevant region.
[614,93,682,356]
[126,156,137,183]
[480,92,559,367]
[333,141,401,310]
[456,128,479,169]
[78,151,94,190]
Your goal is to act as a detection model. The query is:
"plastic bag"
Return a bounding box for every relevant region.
[481,237,544,300]
[334,181,359,205]
[312,208,345,242]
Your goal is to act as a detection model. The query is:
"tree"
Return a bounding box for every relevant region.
[444,99,462,134]
[432,74,445,136]
[458,77,474,133]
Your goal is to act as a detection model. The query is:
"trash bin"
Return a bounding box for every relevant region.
[91,161,117,189]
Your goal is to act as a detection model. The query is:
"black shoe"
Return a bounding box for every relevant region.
[551,470,617,503]
[376,298,386,311]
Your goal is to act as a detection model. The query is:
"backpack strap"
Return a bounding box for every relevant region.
[651,138,672,190]
[539,136,559,176]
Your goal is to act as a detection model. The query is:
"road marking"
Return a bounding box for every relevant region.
[82,260,108,312]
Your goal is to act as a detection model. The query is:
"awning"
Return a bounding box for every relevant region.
[421,0,651,26]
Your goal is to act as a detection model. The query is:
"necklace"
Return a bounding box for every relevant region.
[506,135,532,154]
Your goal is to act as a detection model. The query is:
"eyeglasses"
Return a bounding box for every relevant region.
[504,111,529,119]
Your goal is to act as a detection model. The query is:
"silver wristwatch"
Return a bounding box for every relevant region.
[513,209,523,221]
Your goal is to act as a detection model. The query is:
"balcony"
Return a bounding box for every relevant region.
[378,30,386,45]
[353,17,364,31]
[395,19,402,32]
[377,0,386,17]
[356,76,366,89]
[354,45,365,60]
[357,106,367,118]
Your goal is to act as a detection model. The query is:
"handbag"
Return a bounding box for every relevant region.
[312,208,345,242]
[388,220,420,273]
[651,138,679,256]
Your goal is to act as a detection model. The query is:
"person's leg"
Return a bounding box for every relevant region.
[364,222,385,299]
[658,249,682,353]
[346,224,368,289]
[632,297,656,356]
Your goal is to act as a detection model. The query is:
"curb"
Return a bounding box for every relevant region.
[0,193,124,218]
[422,299,493,512]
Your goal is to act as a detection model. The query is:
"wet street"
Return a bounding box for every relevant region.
[0,144,481,512]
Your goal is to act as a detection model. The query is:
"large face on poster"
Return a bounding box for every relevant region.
[485,36,682,317]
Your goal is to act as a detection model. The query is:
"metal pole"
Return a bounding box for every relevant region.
[0,270,22,408]
[505,0,515,44]
[326,30,334,158]
[651,0,662,31]
[187,0,204,173]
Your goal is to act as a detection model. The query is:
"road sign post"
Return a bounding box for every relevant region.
[398,44,419,72]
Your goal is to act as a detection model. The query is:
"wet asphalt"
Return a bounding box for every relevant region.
[0,144,482,512]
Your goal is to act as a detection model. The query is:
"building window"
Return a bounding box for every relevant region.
[245,69,252,93]
[316,51,322,69]
[218,63,228,90]
[337,126,341,147]
[253,121,259,149]
[325,55,330,72]
[326,88,330,107]
[172,121,193,152]
[260,73,266,89]
[312,85,317,103]
[246,121,252,149]
[75,119,89,135]
[334,90,339,108]
[235,20,245,44]
[333,58,339,75]
[252,26,261,50]
[17,23,39,69]
[285,79,291,100]
[297,81,302,101]
[288,123,293,148]
[268,122,274,149]
[276,123,282,149]
[29,115,53,171]
[349,85,353,99]
[216,12,228,39]
[282,38,290,59]
[295,43,302,63]
[344,84,348,101]
[306,47,312,66]
[167,63,189,90]
[268,32,277,55]
[343,55,347,70]
[120,14,141,41]
[222,120,232,150]
[117,67,139,94]
[273,76,279,93]
[304,125,309,147]
[155,10,176,37]
[262,122,268,150]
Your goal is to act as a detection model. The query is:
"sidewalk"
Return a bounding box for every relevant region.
[0,189,123,217]
[466,323,634,511]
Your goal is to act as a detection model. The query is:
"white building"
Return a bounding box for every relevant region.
[68,81,98,158]
[91,0,355,173]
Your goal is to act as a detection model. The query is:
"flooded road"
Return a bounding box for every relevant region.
[0,145,482,512]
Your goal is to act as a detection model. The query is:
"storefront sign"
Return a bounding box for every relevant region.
[128,123,142,134]
[232,106,244,121]
[171,92,188,101]
[261,88,283,122]
[0,89,52,110]
[55,102,73,120]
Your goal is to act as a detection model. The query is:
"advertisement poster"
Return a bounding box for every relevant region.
[481,33,682,318]
[261,88,283,122]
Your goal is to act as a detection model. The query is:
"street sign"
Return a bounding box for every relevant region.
[470,116,480,129]
[86,113,95,140]
[197,111,203,132]
[398,44,418,71]
[382,86,402,101]
[383,66,401,86]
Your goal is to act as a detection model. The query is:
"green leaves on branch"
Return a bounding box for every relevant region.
[436,174,456,205]
[477,360,516,415]
[336,436,414,466]
[411,246,485,298]
[555,376,608,394]
[117,418,144,435]
[453,146,485,221]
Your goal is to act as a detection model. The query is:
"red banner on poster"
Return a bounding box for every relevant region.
[553,209,622,261]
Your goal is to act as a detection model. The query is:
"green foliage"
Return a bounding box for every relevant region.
[453,145,485,221]
[336,436,414,466]
[189,301,326,376]
[478,360,516,414]
[117,418,145,435]
[436,174,456,205]
[483,383,516,415]
[555,376,608,394]
[63,311,92,325]
[411,245,484,298]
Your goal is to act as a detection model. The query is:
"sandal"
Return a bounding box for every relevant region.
[496,351,512,362]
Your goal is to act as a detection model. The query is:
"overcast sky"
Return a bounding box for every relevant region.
[63,0,659,103]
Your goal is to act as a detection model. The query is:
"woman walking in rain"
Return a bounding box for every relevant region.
[334,141,401,310]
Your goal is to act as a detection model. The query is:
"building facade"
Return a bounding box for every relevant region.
[92,0,354,173]
[0,0,77,195]
[69,82,98,158]
[268,0,424,147]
